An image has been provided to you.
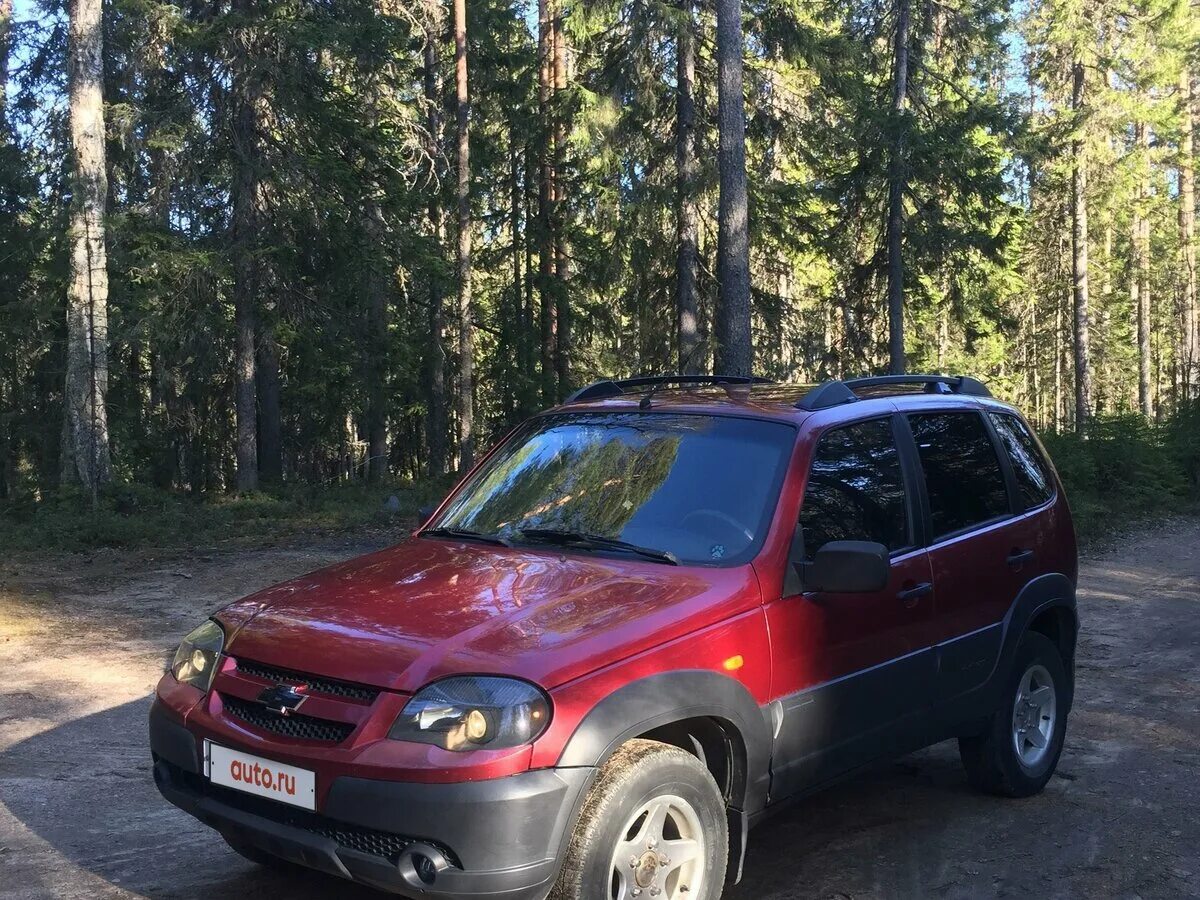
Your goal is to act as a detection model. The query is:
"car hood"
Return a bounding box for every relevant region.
[219,536,761,692]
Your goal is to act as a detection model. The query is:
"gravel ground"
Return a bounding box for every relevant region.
[1,522,1198,899]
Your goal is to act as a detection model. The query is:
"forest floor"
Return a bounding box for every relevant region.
[0,521,1198,899]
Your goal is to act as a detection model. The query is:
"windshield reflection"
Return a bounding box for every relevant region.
[430,413,795,566]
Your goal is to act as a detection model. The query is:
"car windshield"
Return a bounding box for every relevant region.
[429,412,795,566]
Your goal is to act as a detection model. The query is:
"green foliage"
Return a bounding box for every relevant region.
[1042,412,1199,541]
[0,477,453,554]
[1164,399,1200,490]
[1,0,1198,527]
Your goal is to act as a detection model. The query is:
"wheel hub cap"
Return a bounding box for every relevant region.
[634,852,660,888]
[1011,662,1057,768]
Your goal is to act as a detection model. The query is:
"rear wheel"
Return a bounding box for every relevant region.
[550,738,728,900]
[959,631,1068,797]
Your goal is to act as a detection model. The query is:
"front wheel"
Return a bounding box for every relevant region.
[959,630,1069,797]
[550,738,728,900]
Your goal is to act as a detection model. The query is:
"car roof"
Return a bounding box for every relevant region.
[549,377,1020,427]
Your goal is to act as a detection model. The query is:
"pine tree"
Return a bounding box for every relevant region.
[1071,59,1092,430]
[538,0,556,402]
[64,0,112,495]
[229,0,266,491]
[1182,68,1199,397]
[424,0,449,477]
[454,0,474,469]
[715,0,753,375]
[676,0,701,374]
[1135,118,1153,418]
[0,0,9,124]
[886,0,911,374]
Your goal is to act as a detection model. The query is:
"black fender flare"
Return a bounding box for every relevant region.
[996,572,1078,707]
[556,669,772,816]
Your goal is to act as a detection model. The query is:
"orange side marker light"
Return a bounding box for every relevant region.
[722,655,744,672]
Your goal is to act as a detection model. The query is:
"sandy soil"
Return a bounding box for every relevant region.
[1,523,1198,899]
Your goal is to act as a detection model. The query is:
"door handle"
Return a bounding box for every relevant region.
[897,582,932,604]
[1007,548,1035,567]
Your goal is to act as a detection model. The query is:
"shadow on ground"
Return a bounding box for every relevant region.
[1,693,1098,900]
[3,522,1199,899]
[0,696,378,900]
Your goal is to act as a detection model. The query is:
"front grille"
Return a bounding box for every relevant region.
[165,762,459,867]
[235,659,379,704]
[222,695,355,743]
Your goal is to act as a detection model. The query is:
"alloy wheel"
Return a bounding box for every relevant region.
[608,794,706,899]
[1011,662,1057,768]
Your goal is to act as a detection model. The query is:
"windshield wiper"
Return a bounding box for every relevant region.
[516,528,679,565]
[422,526,512,547]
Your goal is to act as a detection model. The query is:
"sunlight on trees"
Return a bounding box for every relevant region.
[0,0,1198,498]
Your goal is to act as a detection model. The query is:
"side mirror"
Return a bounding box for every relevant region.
[417,505,435,523]
[804,540,890,593]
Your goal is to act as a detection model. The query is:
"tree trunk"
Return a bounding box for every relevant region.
[423,3,448,477]
[885,0,911,375]
[230,0,266,492]
[0,0,11,132]
[1135,120,1153,418]
[675,0,700,374]
[551,3,570,395]
[256,330,283,483]
[523,140,539,416]
[538,0,557,403]
[714,0,752,376]
[1054,235,1064,430]
[3,0,15,494]
[63,0,112,497]
[453,0,474,471]
[362,85,389,483]
[360,4,393,484]
[511,127,527,416]
[1070,60,1091,432]
[1181,68,1198,399]
[361,205,389,482]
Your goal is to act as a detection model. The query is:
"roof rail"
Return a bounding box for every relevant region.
[564,374,773,404]
[796,374,992,411]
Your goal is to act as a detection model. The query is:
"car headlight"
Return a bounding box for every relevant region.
[389,676,551,751]
[170,620,225,693]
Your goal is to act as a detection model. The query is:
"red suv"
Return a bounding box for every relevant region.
[151,374,1078,900]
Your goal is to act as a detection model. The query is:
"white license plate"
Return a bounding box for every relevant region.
[204,741,316,810]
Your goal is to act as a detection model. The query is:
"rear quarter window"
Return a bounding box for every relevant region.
[988,412,1055,510]
[909,411,1010,540]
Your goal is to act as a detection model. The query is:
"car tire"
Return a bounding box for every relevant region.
[959,630,1068,797]
[221,833,295,870]
[549,738,728,900]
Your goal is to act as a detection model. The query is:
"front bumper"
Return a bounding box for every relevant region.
[150,701,592,899]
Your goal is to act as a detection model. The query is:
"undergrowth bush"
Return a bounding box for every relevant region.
[1042,403,1200,542]
[0,477,453,555]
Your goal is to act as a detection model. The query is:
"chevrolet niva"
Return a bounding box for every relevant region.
[151,373,1077,900]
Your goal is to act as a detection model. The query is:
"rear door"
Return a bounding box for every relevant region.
[906,410,1035,704]
[766,415,935,800]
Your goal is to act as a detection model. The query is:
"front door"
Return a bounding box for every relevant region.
[765,415,935,801]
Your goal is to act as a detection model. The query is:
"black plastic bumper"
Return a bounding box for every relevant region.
[149,701,592,900]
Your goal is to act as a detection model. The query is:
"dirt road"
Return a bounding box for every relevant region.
[2,522,1198,899]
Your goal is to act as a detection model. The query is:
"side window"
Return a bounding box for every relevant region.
[988,412,1055,510]
[909,412,1010,540]
[799,418,910,561]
